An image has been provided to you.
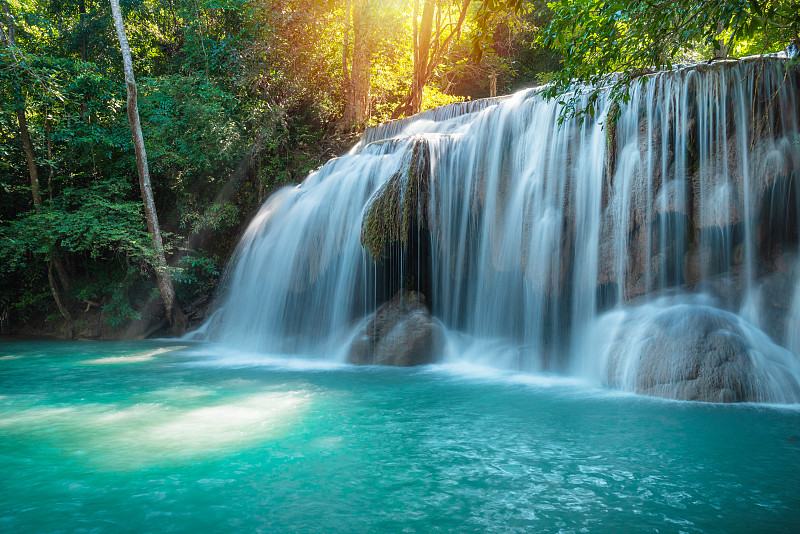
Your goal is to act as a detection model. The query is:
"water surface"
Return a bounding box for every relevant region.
[1,339,798,532]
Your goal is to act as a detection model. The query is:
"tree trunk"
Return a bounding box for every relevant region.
[78,0,89,118]
[0,0,13,43]
[412,0,419,77]
[412,0,435,115]
[48,262,73,323]
[713,21,728,59]
[78,0,87,61]
[110,0,186,334]
[16,109,43,210]
[341,0,371,129]
[342,0,350,100]
[392,0,471,119]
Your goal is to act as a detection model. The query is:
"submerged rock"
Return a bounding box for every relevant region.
[348,291,444,366]
[601,301,800,403]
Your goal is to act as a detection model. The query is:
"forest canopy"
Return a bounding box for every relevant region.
[0,0,796,336]
[539,0,800,120]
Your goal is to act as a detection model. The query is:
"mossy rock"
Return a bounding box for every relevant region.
[361,139,431,258]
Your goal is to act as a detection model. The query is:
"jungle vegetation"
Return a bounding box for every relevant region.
[0,0,796,337]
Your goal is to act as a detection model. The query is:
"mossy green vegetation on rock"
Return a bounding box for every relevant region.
[361,139,431,259]
[605,101,620,177]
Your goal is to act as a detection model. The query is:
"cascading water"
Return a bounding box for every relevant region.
[198,141,410,354]
[198,57,800,402]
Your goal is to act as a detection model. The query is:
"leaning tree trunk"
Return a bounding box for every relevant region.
[110,0,186,334]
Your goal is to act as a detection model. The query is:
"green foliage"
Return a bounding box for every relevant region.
[362,172,406,258]
[142,75,243,181]
[537,0,800,122]
[139,74,247,227]
[0,0,357,333]
[1,182,150,269]
[470,0,526,63]
[0,261,51,323]
[101,289,143,328]
[421,86,465,110]
[0,174,157,329]
[179,200,240,233]
[72,264,151,328]
[173,250,220,304]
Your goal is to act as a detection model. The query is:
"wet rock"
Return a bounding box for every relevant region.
[348,291,444,366]
[693,272,746,310]
[604,303,800,402]
[758,265,798,344]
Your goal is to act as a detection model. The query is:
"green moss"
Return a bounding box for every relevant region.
[361,140,431,259]
[605,102,621,177]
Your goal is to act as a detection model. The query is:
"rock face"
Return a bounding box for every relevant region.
[348,291,444,366]
[604,303,800,403]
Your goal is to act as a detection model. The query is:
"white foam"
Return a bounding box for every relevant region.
[426,361,596,391]
[185,344,347,371]
[83,346,187,365]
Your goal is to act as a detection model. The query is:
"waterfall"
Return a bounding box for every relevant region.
[199,57,800,402]
[198,141,410,354]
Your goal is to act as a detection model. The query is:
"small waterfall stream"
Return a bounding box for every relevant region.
[199,57,800,402]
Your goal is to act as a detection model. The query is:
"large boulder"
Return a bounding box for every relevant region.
[348,291,444,366]
[602,301,800,403]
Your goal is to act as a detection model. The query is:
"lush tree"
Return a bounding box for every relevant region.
[1,0,74,322]
[536,0,800,121]
[0,0,326,334]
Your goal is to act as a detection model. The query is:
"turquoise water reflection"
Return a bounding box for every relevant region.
[1,339,798,532]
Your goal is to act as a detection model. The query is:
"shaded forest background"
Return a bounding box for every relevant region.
[1,0,796,338]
